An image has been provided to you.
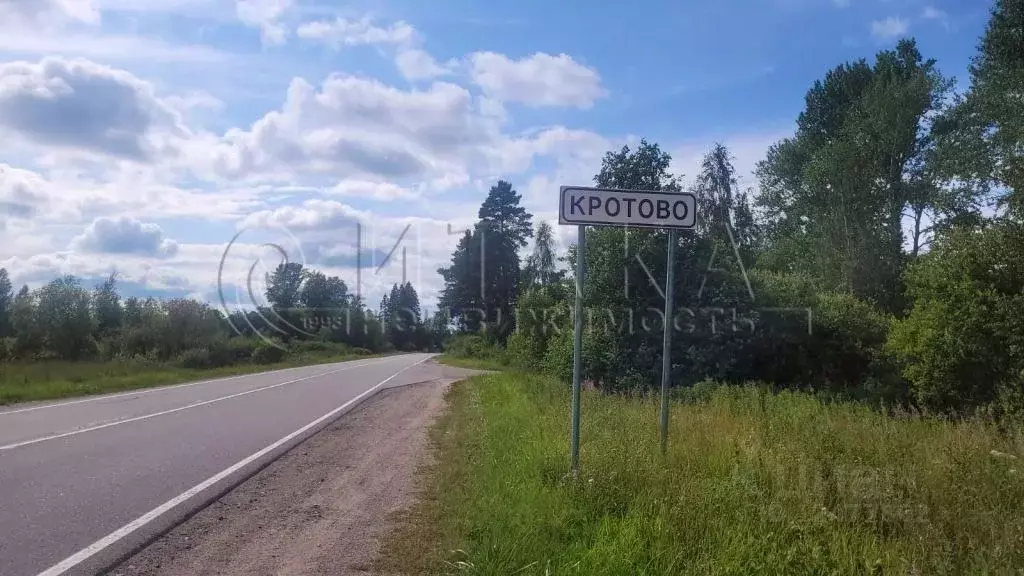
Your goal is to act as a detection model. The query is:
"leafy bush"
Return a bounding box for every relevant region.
[177,347,212,369]
[888,223,1024,414]
[251,343,287,364]
[351,347,373,356]
[542,328,574,383]
[290,339,350,356]
[444,334,500,359]
[504,330,538,369]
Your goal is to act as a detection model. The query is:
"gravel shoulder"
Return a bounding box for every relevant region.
[110,362,480,576]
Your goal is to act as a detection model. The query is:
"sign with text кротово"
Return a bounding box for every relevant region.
[558,186,697,230]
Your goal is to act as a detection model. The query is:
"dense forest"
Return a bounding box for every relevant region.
[439,0,1024,417]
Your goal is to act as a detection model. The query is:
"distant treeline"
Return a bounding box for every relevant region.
[0,264,446,368]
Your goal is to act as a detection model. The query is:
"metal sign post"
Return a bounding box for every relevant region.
[659,229,676,455]
[570,225,585,475]
[558,186,697,473]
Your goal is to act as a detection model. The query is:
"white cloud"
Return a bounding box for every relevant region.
[197,73,508,185]
[297,16,416,48]
[870,16,909,41]
[0,31,228,63]
[165,90,224,113]
[328,180,418,201]
[0,0,101,28]
[0,57,188,160]
[468,52,607,108]
[0,164,58,228]
[236,0,293,45]
[922,6,950,29]
[395,48,451,81]
[70,215,179,257]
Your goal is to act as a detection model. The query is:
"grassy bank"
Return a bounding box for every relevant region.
[379,372,1024,575]
[0,351,384,406]
[434,354,507,372]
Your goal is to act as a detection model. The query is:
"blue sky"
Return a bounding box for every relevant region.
[0,0,993,311]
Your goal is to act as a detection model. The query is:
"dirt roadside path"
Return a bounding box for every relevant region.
[109,362,480,576]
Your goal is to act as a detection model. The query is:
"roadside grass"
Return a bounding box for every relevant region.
[434,354,507,372]
[0,351,385,406]
[378,372,1024,575]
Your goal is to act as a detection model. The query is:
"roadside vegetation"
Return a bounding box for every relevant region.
[0,342,381,405]
[383,3,1024,573]
[380,372,1024,575]
[0,263,447,405]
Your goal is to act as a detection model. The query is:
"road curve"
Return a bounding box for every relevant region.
[0,353,435,576]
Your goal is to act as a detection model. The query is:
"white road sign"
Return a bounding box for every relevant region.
[558,186,697,230]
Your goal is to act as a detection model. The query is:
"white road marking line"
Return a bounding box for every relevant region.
[0,358,389,417]
[36,355,431,576]
[0,360,386,452]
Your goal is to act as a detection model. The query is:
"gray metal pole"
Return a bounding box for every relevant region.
[570,225,586,475]
[659,229,676,455]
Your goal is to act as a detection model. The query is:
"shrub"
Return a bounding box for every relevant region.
[888,223,1024,414]
[445,334,497,358]
[504,330,538,369]
[251,343,287,364]
[177,347,212,369]
[351,347,373,356]
[290,339,349,355]
[542,328,574,383]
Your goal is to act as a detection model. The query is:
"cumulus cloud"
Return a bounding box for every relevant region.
[395,48,452,81]
[236,0,292,45]
[0,164,51,221]
[871,16,909,41]
[0,57,187,160]
[70,216,179,257]
[297,16,416,48]
[468,52,607,108]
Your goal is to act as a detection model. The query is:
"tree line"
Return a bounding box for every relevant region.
[0,262,443,367]
[439,0,1024,417]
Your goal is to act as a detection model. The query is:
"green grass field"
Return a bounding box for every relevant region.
[0,352,383,406]
[379,372,1024,575]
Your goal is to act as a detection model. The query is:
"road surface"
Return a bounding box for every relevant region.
[0,353,435,576]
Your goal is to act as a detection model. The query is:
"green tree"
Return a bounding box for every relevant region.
[933,0,1023,217]
[522,221,564,289]
[36,275,96,359]
[438,229,484,332]
[265,262,306,339]
[757,39,952,313]
[10,285,41,357]
[0,267,12,338]
[162,298,226,358]
[93,273,123,338]
[382,282,425,350]
[478,180,532,340]
[439,180,532,339]
[265,262,305,310]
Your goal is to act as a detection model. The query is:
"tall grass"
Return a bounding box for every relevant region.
[380,373,1024,575]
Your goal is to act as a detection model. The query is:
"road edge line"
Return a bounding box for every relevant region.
[36,354,434,576]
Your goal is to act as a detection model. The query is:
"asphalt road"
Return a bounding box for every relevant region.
[0,353,435,576]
